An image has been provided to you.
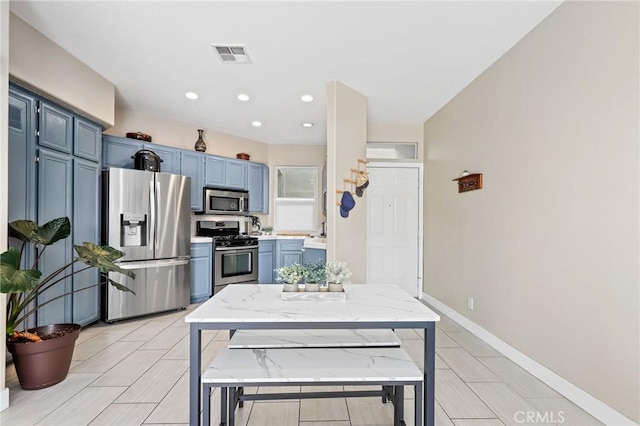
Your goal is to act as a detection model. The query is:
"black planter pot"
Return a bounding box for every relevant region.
[6,323,81,390]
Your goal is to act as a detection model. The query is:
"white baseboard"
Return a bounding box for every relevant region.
[0,387,8,412]
[421,292,638,426]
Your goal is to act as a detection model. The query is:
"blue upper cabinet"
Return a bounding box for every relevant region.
[38,101,73,154]
[181,151,205,211]
[226,158,248,190]
[102,135,142,168]
[248,162,269,213]
[74,117,101,162]
[143,143,180,174]
[205,155,226,187]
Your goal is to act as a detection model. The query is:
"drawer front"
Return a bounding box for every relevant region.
[191,244,212,258]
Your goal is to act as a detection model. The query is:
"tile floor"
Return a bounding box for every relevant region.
[2,303,601,426]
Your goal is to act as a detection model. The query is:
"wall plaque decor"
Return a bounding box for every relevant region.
[452,173,483,193]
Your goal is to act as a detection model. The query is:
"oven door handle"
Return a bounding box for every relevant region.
[215,246,258,252]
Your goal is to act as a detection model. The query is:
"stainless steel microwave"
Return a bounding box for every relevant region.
[203,188,249,215]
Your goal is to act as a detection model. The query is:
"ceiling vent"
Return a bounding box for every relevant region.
[212,44,252,64]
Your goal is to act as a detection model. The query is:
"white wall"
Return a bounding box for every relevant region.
[423,1,639,422]
[0,0,10,413]
[326,81,367,281]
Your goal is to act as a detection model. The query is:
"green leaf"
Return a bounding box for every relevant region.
[31,217,71,245]
[107,277,136,294]
[8,220,38,242]
[74,242,135,279]
[0,247,42,293]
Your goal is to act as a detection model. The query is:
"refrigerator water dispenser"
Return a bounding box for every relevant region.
[120,213,147,247]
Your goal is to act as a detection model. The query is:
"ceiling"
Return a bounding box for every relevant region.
[10,1,561,145]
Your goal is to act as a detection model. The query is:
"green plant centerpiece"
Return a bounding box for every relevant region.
[304,261,326,292]
[275,263,305,292]
[1,216,135,390]
[261,225,273,235]
[325,261,351,292]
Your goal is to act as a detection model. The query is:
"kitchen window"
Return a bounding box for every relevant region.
[274,166,317,232]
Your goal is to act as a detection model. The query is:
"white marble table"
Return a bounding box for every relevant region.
[186,283,440,426]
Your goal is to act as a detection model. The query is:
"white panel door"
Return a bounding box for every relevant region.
[366,167,420,296]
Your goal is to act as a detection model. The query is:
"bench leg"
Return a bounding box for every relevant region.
[415,382,423,426]
[393,385,405,426]
[228,387,236,426]
[220,387,227,426]
[203,384,211,426]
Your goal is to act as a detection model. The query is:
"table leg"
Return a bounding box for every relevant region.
[424,323,435,426]
[190,323,202,426]
[229,387,236,426]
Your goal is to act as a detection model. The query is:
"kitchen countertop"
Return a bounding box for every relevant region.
[191,236,213,243]
[193,234,326,249]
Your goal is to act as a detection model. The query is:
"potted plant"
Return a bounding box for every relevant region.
[325,261,352,292]
[303,261,325,292]
[261,225,273,235]
[1,216,135,390]
[275,263,305,292]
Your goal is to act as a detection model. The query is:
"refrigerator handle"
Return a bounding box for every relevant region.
[149,179,156,253]
[117,258,190,270]
[155,180,161,251]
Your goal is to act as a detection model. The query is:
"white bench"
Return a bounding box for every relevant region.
[228,328,402,348]
[202,347,422,426]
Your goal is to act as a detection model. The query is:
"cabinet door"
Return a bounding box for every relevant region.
[38,101,73,154]
[181,151,205,211]
[248,163,264,213]
[74,117,101,162]
[226,158,248,190]
[190,243,212,303]
[145,143,179,174]
[205,156,226,187]
[258,240,276,283]
[72,158,101,325]
[262,164,270,214]
[36,148,73,326]
[258,251,274,284]
[8,89,37,224]
[102,135,142,168]
[276,240,304,269]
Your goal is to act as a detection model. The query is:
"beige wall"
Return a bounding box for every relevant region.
[1,0,9,412]
[8,14,114,127]
[423,1,639,422]
[105,108,268,164]
[327,81,367,281]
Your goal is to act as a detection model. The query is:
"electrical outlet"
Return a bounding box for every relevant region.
[467,297,474,310]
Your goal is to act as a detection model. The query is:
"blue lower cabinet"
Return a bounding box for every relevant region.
[276,239,304,269]
[190,242,212,303]
[302,247,326,265]
[258,240,276,283]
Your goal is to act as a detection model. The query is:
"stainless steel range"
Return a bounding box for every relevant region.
[196,220,258,294]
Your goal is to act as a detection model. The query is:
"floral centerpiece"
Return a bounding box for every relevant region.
[275,263,305,292]
[325,261,351,292]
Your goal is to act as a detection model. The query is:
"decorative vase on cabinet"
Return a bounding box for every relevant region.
[194,129,207,152]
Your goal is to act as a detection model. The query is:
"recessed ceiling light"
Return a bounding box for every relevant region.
[237,93,250,101]
[301,94,314,102]
[302,122,314,128]
[185,92,199,100]
[251,121,262,127]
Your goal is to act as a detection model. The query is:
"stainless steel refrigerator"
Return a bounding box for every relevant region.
[102,168,191,322]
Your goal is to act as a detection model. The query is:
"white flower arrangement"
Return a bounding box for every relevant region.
[325,261,352,284]
[275,263,306,284]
